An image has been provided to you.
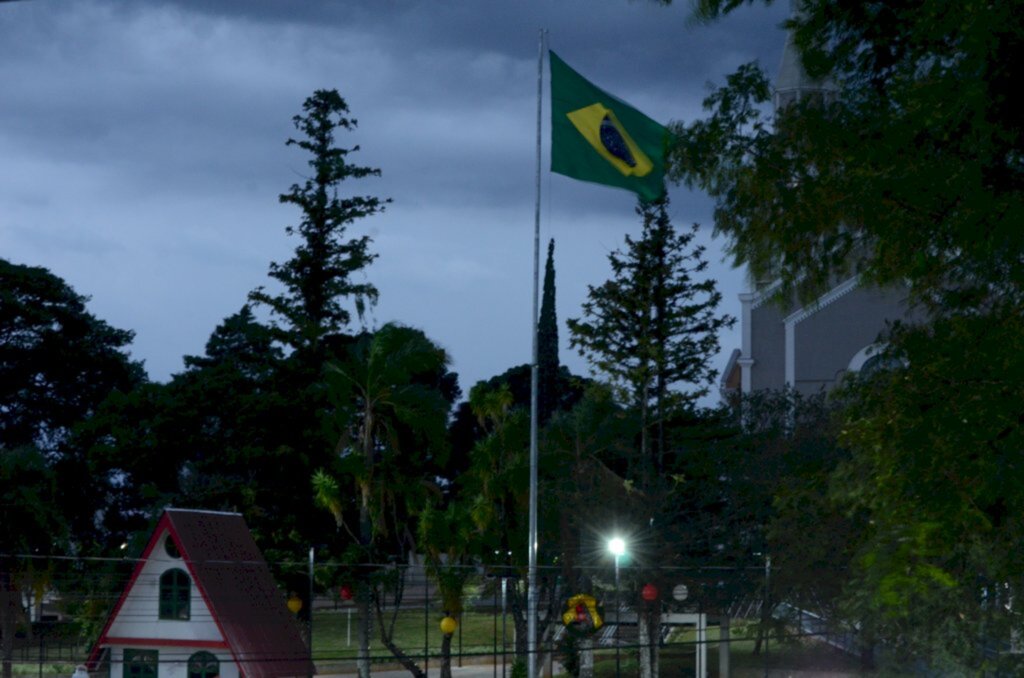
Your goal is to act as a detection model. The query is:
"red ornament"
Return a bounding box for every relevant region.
[575,603,587,622]
[340,585,354,601]
[641,584,658,602]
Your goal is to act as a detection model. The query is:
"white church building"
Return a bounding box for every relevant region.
[720,4,914,400]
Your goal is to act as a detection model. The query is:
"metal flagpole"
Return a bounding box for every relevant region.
[527,27,546,678]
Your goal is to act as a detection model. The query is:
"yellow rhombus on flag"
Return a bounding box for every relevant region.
[550,50,668,202]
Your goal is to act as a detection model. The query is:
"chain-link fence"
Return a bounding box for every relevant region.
[2,556,868,677]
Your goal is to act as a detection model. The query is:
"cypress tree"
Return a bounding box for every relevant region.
[537,238,560,425]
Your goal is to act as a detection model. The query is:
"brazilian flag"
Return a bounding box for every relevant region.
[550,50,668,202]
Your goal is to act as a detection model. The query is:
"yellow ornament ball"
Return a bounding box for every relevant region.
[286,594,303,614]
[440,616,458,635]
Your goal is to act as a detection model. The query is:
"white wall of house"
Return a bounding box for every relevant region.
[106,529,222,642]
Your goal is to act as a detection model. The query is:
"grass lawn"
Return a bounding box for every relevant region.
[11,662,78,677]
[313,607,516,670]
[8,611,871,676]
[315,610,873,676]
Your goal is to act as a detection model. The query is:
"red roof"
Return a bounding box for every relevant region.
[90,509,314,678]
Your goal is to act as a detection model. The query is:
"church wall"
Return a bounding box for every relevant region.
[749,300,787,392]
[793,285,910,395]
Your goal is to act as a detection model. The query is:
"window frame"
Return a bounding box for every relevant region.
[123,649,158,678]
[158,568,191,621]
[187,651,219,678]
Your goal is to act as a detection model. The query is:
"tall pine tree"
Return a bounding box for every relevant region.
[250,89,388,352]
[568,197,733,475]
[567,199,733,678]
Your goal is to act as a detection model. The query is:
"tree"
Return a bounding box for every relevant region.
[691,392,862,660]
[567,197,733,478]
[0,259,142,678]
[542,385,639,678]
[538,239,560,425]
[0,447,67,678]
[447,363,590,482]
[459,381,554,675]
[314,322,456,678]
[566,198,732,677]
[669,0,1024,669]
[0,259,142,546]
[417,501,476,678]
[0,259,143,455]
[833,315,1024,672]
[674,0,1023,316]
[251,88,388,352]
[77,305,341,559]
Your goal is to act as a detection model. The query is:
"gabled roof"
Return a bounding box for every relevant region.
[90,509,313,678]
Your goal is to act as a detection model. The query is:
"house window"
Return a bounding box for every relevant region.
[123,649,158,678]
[164,535,180,559]
[159,569,191,620]
[188,652,219,678]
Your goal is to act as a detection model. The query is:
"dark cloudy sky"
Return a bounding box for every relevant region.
[1,0,788,403]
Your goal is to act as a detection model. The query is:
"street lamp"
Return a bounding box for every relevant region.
[607,537,626,678]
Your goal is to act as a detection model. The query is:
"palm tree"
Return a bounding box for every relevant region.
[418,501,476,678]
[314,322,452,678]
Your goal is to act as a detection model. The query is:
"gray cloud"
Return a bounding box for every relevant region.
[1,0,787,401]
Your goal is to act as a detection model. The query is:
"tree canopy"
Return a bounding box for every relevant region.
[0,259,143,454]
[669,0,1024,669]
[251,88,388,351]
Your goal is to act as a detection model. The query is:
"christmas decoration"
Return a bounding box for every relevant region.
[440,616,458,635]
[561,594,604,638]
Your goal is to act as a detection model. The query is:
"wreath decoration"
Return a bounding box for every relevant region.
[561,594,604,638]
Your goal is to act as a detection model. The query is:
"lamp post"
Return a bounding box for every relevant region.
[608,537,626,678]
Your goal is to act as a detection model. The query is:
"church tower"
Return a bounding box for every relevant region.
[773,0,834,111]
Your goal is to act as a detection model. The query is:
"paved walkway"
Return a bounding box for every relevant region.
[322,660,564,677]
[322,666,523,677]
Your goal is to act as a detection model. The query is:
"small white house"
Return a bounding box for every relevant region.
[88,508,312,678]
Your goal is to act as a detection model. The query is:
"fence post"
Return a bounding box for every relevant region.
[424,566,430,674]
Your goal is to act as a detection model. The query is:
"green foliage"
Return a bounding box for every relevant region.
[557,633,581,678]
[251,89,389,350]
[320,322,455,558]
[542,384,638,571]
[568,196,732,489]
[0,260,141,678]
[463,398,530,562]
[78,305,339,560]
[668,0,1024,668]
[538,239,560,425]
[0,259,143,551]
[0,259,142,454]
[0,447,65,556]
[672,0,1024,314]
[831,312,1024,670]
[417,501,475,615]
[568,198,733,412]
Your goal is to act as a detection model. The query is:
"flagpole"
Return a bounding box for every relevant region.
[527,27,545,678]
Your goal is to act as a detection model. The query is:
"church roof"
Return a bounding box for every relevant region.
[89,509,313,678]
